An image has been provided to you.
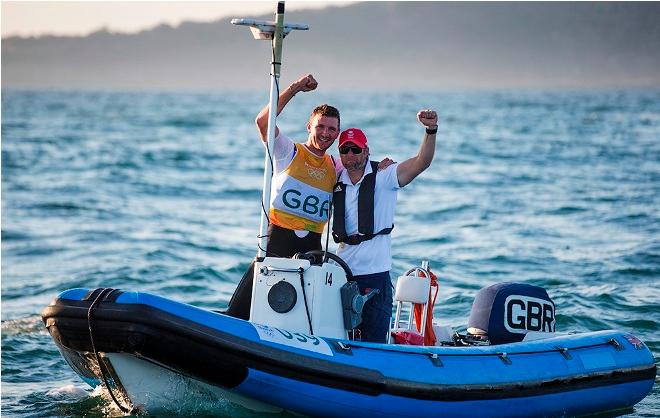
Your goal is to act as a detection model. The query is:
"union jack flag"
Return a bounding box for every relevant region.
[624,334,644,350]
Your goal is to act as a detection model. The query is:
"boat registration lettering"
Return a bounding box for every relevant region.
[253,324,334,356]
[504,295,555,334]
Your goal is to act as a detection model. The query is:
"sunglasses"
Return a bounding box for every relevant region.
[339,146,363,155]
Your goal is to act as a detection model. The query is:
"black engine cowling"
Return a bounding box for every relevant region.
[467,282,556,345]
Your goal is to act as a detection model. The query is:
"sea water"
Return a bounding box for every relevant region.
[2,89,659,417]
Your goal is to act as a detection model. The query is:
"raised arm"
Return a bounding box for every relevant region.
[396,109,438,187]
[255,74,318,141]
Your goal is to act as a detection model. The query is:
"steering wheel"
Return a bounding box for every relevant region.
[294,250,354,281]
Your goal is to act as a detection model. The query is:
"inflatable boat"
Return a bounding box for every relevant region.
[41,5,655,415]
[42,255,656,417]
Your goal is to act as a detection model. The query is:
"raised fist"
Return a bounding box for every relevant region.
[417,109,438,127]
[295,74,318,93]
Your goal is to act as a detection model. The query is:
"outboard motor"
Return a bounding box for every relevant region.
[467,282,555,345]
[340,281,379,331]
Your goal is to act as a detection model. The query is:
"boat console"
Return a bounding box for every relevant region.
[250,252,358,339]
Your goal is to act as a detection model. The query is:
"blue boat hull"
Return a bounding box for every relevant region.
[42,288,656,417]
[239,371,653,417]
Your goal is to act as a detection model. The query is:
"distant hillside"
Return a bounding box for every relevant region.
[3,2,660,90]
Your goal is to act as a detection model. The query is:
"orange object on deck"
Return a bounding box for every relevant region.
[413,269,439,346]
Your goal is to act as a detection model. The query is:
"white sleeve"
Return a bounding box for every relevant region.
[273,133,295,173]
[379,163,401,190]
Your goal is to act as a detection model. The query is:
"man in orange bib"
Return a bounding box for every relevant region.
[226,74,341,319]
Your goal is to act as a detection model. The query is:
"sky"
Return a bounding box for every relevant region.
[1,1,354,38]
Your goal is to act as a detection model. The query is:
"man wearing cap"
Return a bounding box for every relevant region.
[332,110,438,342]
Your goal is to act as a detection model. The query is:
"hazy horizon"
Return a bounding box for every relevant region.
[1,1,355,39]
[3,2,659,91]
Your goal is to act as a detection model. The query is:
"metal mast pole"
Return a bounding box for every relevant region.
[232,2,308,258]
[258,2,285,258]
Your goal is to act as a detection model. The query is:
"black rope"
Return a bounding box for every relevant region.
[298,267,314,335]
[87,288,134,414]
[322,156,341,263]
[270,34,280,178]
[256,35,281,242]
[258,245,286,259]
[338,338,623,358]
[255,233,287,259]
[323,195,333,263]
[260,196,271,226]
[255,37,281,257]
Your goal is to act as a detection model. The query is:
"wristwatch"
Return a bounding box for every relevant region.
[425,125,438,135]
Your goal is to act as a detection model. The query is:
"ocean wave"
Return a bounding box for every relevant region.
[3,89,659,417]
[1,316,45,336]
[163,117,213,129]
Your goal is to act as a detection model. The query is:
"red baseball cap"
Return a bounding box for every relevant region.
[338,128,368,149]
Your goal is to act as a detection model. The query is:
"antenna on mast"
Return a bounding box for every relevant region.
[231,18,309,40]
[231,2,309,258]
